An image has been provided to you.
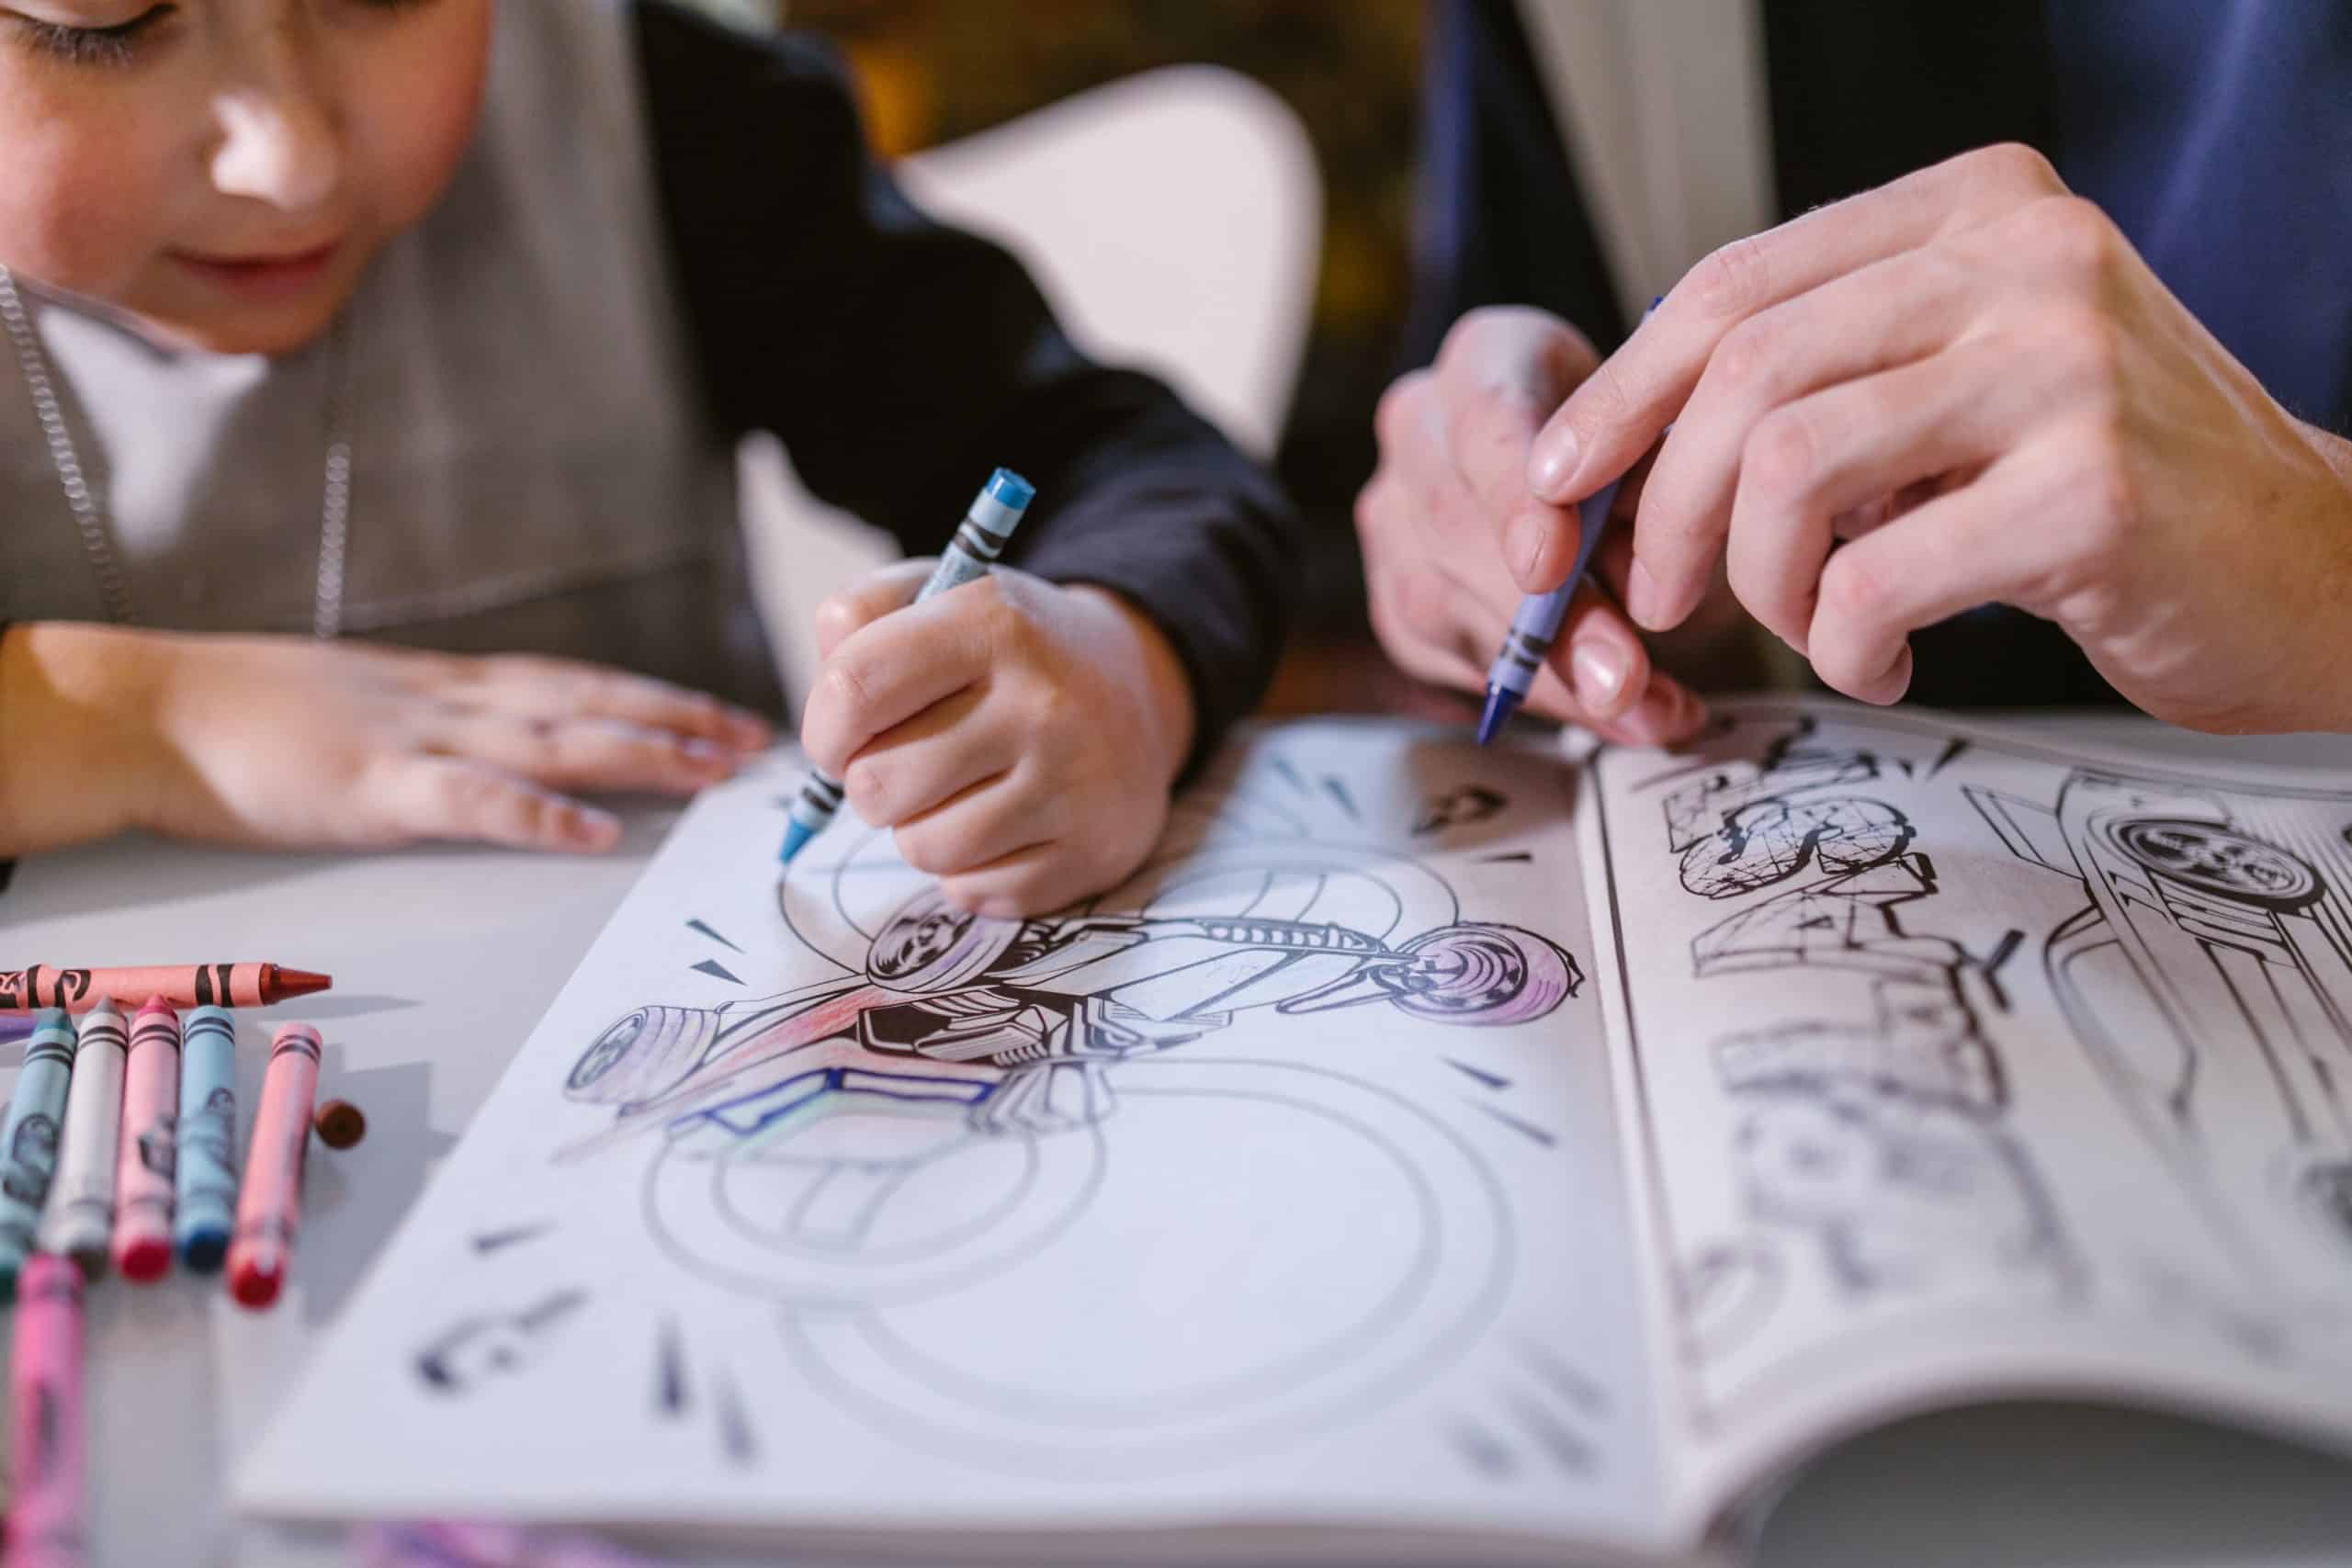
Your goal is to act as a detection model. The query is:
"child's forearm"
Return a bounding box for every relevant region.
[0,623,159,857]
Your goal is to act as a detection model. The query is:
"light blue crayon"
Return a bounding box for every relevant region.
[780,467,1036,864]
[173,1005,240,1273]
[0,1010,75,1300]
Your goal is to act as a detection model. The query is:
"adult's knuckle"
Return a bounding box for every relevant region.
[1970,141,2063,201]
[1817,549,1893,635]
[1711,312,1784,396]
[1690,235,1772,321]
[2033,196,2120,281]
[1745,407,1819,500]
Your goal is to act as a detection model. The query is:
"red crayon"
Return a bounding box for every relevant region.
[6,1255,85,1568]
[111,998,181,1284]
[0,964,330,1014]
[226,1022,321,1310]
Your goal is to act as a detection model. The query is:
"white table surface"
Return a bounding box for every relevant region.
[6,716,2350,1568]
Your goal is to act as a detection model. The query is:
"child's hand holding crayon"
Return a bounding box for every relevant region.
[798,560,1196,919]
[0,623,770,858]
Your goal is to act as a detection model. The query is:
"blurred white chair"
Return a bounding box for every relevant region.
[738,64,1323,708]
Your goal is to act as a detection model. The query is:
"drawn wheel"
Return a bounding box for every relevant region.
[1389,923,1578,1027]
[866,889,1022,994]
[2109,818,2323,910]
[565,1005,721,1106]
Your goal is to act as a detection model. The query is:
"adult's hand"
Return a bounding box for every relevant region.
[1525,144,2352,733]
[1356,306,1707,746]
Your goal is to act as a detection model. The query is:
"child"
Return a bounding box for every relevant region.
[0,0,1297,918]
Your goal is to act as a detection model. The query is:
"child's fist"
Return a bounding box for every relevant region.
[800,562,1197,918]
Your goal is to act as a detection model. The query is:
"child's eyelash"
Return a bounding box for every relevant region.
[8,5,173,67]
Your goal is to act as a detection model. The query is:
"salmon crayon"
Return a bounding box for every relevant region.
[0,963,330,1013]
[110,1000,180,1283]
[173,1007,239,1274]
[37,1001,125,1279]
[6,1256,85,1568]
[0,1011,75,1300]
[226,1022,321,1309]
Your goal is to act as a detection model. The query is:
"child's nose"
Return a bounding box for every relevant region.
[209,89,343,213]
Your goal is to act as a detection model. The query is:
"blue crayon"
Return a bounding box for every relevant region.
[780,468,1036,864]
[173,1006,240,1272]
[0,1010,76,1300]
[1477,299,1662,746]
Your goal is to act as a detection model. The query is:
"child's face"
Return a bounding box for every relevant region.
[0,0,491,355]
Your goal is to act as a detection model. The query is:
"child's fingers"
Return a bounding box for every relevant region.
[892,767,1057,880]
[374,756,620,852]
[800,598,992,776]
[467,655,772,752]
[839,687,1016,829]
[427,712,737,796]
[815,560,934,661]
[936,841,1098,920]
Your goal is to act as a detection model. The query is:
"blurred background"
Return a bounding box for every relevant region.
[698,0,1426,649]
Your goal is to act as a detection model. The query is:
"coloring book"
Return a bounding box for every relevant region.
[243,704,2352,1561]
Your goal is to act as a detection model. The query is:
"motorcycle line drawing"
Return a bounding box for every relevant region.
[540,816,1583,1471]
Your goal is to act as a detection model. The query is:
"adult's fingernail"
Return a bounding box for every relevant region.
[1625,559,1668,629]
[1614,685,1682,749]
[1570,638,1631,712]
[1528,425,1579,502]
[680,738,726,761]
[1507,513,1547,584]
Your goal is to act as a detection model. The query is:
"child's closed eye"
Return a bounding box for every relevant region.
[4,3,175,68]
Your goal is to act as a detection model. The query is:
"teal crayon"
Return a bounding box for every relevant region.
[780,467,1035,864]
[173,1006,239,1273]
[0,1010,75,1300]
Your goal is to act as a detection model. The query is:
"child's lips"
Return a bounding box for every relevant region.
[168,241,342,300]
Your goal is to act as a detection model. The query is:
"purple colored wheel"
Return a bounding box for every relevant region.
[1388,923,1580,1027]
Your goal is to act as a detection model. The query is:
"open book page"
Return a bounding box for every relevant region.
[243,720,1690,1562]
[1580,700,2352,1522]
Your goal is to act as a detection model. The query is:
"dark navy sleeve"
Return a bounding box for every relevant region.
[1398,0,1626,368]
[628,0,1300,771]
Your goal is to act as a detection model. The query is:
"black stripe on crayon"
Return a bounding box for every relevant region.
[22,1042,71,1068]
[130,1019,178,1047]
[950,522,1003,561]
[184,1015,232,1044]
[217,963,234,1000]
[268,1034,322,1065]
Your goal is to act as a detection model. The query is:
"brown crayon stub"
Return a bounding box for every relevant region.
[311,1100,367,1150]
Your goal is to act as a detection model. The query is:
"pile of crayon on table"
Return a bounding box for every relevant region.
[0,962,366,1562]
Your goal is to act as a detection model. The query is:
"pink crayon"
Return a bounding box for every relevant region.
[226,1022,320,1310]
[110,998,180,1283]
[6,1255,85,1568]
